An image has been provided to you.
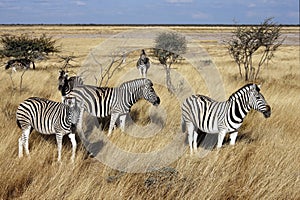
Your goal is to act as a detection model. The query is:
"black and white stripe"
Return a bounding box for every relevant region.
[16,97,81,162]
[136,49,150,78]
[68,78,160,136]
[58,70,84,102]
[181,84,271,154]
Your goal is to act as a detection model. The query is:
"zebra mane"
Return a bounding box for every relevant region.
[229,83,259,101]
[118,78,152,89]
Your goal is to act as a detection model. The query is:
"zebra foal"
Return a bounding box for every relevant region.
[181,84,271,154]
[16,97,81,162]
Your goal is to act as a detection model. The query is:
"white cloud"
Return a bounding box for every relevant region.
[166,0,193,3]
[75,1,86,6]
[261,0,276,4]
[287,11,299,18]
[248,3,256,8]
[192,11,210,19]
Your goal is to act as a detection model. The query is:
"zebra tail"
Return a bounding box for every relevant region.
[181,117,186,133]
[16,119,22,129]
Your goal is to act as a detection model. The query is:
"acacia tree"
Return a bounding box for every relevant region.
[225,18,284,81]
[0,33,60,69]
[154,32,187,93]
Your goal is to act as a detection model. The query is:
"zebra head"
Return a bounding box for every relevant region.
[142,79,160,106]
[248,84,271,118]
[58,70,68,91]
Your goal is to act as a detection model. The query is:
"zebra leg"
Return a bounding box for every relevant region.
[139,68,143,77]
[193,131,198,153]
[143,67,147,78]
[68,133,77,162]
[119,114,126,132]
[217,131,226,148]
[186,122,194,154]
[19,127,31,158]
[108,113,119,137]
[145,68,148,78]
[56,134,63,162]
[229,131,238,145]
[18,137,23,158]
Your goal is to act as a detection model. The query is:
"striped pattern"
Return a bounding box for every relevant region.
[68,78,160,136]
[58,70,84,101]
[136,49,150,78]
[181,84,271,154]
[16,97,81,162]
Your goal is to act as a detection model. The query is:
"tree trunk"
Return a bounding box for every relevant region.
[238,63,242,78]
[244,62,249,81]
[164,65,175,93]
[255,66,261,80]
[249,54,255,82]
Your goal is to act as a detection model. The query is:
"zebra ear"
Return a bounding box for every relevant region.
[254,84,261,92]
[250,84,257,89]
[146,79,153,86]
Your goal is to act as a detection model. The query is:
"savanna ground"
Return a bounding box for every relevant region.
[0,25,299,199]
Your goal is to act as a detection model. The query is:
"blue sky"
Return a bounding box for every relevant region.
[0,0,299,24]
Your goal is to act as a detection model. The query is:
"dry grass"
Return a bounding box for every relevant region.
[0,26,299,200]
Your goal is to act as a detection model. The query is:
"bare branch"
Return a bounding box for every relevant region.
[225,17,284,81]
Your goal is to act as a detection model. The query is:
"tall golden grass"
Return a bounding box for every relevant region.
[0,26,299,199]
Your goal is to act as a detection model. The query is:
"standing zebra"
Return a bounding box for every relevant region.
[58,70,84,102]
[16,97,82,162]
[136,49,150,78]
[68,78,160,137]
[181,84,271,154]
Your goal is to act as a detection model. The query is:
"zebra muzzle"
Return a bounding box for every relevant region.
[263,105,271,118]
[153,97,160,106]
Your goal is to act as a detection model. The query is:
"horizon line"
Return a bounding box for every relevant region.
[0,23,299,27]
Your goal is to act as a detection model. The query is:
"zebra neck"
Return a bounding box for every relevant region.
[67,106,80,124]
[228,95,251,121]
[119,87,143,109]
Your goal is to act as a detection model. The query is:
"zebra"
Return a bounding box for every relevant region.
[68,78,160,137]
[181,83,271,154]
[136,49,150,78]
[5,58,35,72]
[16,97,82,162]
[58,69,84,102]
